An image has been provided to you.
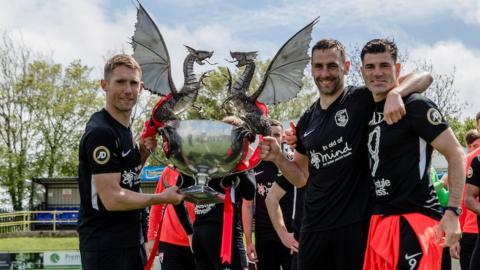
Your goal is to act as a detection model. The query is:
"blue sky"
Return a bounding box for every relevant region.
[0,0,479,118]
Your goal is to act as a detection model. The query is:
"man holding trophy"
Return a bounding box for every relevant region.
[77,54,183,270]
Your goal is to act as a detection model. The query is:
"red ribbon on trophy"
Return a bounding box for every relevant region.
[220,186,234,265]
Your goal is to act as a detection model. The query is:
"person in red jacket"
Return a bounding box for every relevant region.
[449,129,480,269]
[147,165,196,270]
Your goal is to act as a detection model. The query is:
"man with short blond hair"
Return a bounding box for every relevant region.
[78,54,183,270]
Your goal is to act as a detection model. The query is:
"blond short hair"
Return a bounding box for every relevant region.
[104,54,141,81]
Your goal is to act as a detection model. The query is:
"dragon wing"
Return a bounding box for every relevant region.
[253,18,318,104]
[131,3,176,95]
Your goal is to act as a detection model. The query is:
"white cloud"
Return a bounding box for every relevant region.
[453,0,480,25]
[0,0,135,78]
[0,0,277,86]
[408,41,480,119]
[218,0,480,31]
[1,0,479,105]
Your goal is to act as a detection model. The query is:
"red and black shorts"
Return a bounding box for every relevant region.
[363,213,443,270]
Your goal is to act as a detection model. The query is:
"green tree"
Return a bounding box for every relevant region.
[0,33,38,210]
[23,60,101,177]
[448,117,476,147]
[0,33,101,209]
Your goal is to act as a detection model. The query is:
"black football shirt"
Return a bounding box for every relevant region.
[254,161,295,238]
[193,171,255,227]
[466,154,480,223]
[276,174,305,237]
[367,94,447,220]
[296,86,373,232]
[78,109,143,250]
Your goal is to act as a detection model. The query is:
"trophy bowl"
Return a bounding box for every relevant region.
[161,120,247,204]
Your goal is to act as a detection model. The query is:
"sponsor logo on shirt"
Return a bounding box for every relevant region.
[426,108,443,125]
[195,203,214,215]
[93,146,110,165]
[368,126,381,176]
[254,171,264,176]
[334,109,349,127]
[369,112,384,126]
[309,137,352,168]
[468,166,473,178]
[121,170,140,188]
[303,129,315,138]
[374,178,391,197]
[256,182,272,197]
[121,149,131,157]
[404,252,422,269]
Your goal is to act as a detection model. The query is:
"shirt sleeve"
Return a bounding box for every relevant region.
[406,95,449,143]
[84,127,122,174]
[238,170,256,201]
[467,156,480,188]
[295,114,307,155]
[275,175,294,193]
[350,86,375,106]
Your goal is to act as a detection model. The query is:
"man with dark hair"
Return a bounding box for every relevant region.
[448,129,480,270]
[466,129,480,147]
[243,119,295,270]
[261,38,433,269]
[464,128,480,270]
[360,38,465,270]
[78,54,183,270]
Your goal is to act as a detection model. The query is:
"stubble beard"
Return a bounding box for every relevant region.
[316,77,343,97]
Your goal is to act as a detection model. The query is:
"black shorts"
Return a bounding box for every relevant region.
[193,224,247,270]
[255,234,292,270]
[459,233,477,270]
[298,220,369,270]
[158,241,195,270]
[398,217,423,270]
[470,232,480,270]
[80,245,146,270]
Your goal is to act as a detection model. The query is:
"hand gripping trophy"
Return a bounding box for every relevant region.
[132,3,316,204]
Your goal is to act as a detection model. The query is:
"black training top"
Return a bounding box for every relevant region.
[296,86,373,232]
[466,155,480,219]
[276,175,305,237]
[193,171,255,227]
[77,109,144,251]
[254,161,295,238]
[368,93,447,220]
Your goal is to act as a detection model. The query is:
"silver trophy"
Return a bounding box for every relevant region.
[161,120,247,204]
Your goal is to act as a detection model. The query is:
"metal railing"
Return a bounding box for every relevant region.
[0,210,78,234]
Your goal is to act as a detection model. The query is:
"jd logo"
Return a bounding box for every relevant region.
[427,108,443,125]
[50,253,60,263]
[93,146,110,165]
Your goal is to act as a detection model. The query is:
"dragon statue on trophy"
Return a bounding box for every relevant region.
[224,19,317,136]
[131,3,214,131]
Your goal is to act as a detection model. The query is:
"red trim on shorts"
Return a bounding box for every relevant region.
[363,213,443,270]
